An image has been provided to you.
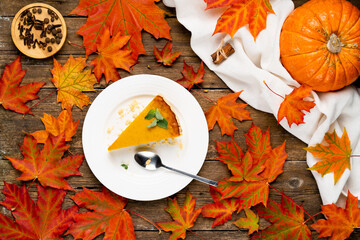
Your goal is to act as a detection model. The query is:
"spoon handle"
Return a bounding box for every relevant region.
[161,164,218,187]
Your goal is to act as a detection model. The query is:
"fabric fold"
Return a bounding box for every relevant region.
[164,0,360,205]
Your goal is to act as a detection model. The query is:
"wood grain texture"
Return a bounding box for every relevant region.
[1,0,360,239]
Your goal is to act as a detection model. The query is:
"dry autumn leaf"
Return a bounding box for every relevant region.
[0,182,78,239]
[306,128,352,184]
[50,55,97,110]
[6,134,83,190]
[253,194,311,239]
[204,0,275,40]
[176,61,205,90]
[31,109,79,143]
[277,84,315,127]
[90,28,136,83]
[154,41,181,66]
[205,91,252,136]
[0,56,45,114]
[233,208,259,234]
[311,190,360,240]
[216,125,287,209]
[157,191,201,240]
[201,186,240,227]
[67,187,135,240]
[70,0,171,59]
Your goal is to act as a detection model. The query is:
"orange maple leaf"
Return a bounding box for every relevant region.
[176,61,205,90]
[201,186,240,227]
[205,91,252,136]
[90,28,136,83]
[50,55,97,110]
[154,41,181,66]
[216,125,287,209]
[233,208,259,234]
[0,182,78,239]
[0,56,45,114]
[67,187,135,240]
[277,84,315,127]
[204,0,275,40]
[306,128,352,184]
[70,0,171,59]
[157,191,201,240]
[6,134,83,190]
[253,193,311,239]
[31,110,79,143]
[311,191,360,240]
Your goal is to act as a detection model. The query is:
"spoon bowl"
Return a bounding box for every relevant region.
[134,150,218,187]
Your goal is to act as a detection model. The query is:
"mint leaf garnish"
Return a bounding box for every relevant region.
[147,119,158,128]
[155,108,164,120]
[145,109,156,119]
[145,108,168,129]
[121,164,129,170]
[157,119,168,129]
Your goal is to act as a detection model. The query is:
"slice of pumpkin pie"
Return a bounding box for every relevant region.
[108,95,181,151]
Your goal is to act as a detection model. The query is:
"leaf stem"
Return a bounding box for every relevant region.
[25,89,57,116]
[263,81,284,99]
[188,229,207,240]
[195,83,209,93]
[268,184,315,222]
[11,178,37,212]
[125,209,162,233]
[67,41,99,55]
[303,212,322,225]
[192,88,216,104]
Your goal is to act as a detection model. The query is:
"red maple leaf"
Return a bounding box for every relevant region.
[154,41,181,66]
[216,125,287,209]
[204,0,275,40]
[176,61,205,90]
[0,56,44,114]
[216,138,244,166]
[277,84,315,127]
[201,186,240,227]
[0,182,78,239]
[244,123,272,163]
[311,190,360,240]
[90,28,137,83]
[228,151,265,182]
[70,0,171,59]
[157,191,201,240]
[67,187,135,240]
[6,134,83,190]
[31,109,79,143]
[253,194,311,239]
[205,91,252,136]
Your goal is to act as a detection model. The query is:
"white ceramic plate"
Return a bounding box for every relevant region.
[82,74,209,201]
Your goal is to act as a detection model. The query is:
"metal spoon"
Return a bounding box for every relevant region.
[134,151,218,187]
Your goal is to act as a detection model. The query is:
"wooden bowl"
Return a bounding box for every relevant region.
[11,3,67,59]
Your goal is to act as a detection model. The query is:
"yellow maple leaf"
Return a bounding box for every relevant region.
[51,55,97,110]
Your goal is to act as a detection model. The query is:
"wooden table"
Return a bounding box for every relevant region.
[1,1,359,239]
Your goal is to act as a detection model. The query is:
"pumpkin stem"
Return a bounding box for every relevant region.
[327,33,343,54]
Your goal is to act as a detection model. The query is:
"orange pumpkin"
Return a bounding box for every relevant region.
[280,0,360,92]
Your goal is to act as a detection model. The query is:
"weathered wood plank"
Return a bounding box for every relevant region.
[1,0,360,239]
[0,159,322,226]
[0,89,307,160]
